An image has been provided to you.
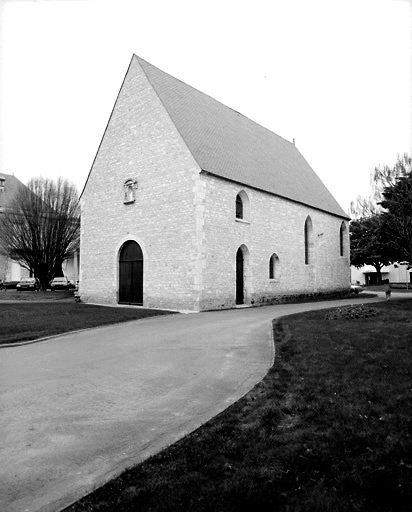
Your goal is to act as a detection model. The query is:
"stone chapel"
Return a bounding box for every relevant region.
[80,55,350,311]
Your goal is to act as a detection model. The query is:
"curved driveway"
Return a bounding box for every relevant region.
[0,296,385,512]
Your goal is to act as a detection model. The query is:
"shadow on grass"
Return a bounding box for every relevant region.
[64,299,412,512]
[0,304,175,345]
[0,290,75,301]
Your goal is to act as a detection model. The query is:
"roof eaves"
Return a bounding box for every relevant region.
[200,169,350,220]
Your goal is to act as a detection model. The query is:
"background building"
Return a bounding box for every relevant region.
[0,173,29,282]
[0,172,79,284]
[351,263,412,286]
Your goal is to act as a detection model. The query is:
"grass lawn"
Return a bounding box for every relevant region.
[64,299,412,512]
[0,290,76,301]
[0,303,174,345]
[0,291,375,346]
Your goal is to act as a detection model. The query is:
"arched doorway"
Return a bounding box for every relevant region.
[236,247,245,304]
[119,241,143,305]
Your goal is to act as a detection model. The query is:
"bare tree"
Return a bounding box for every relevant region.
[349,195,379,220]
[0,177,80,289]
[349,154,412,220]
[371,153,412,201]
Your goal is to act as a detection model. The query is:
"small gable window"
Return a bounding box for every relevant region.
[124,179,137,204]
[235,190,250,222]
[269,253,280,280]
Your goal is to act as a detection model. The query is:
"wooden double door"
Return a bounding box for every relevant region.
[119,241,143,305]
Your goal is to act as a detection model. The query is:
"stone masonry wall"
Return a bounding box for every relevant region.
[80,56,350,312]
[198,174,350,310]
[80,56,203,311]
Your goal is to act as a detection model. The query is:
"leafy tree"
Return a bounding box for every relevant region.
[0,177,80,289]
[350,214,394,284]
[379,171,412,263]
[349,154,412,284]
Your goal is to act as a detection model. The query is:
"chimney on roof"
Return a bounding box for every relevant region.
[292,138,295,146]
[0,176,5,192]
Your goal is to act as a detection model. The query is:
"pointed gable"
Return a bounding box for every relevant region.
[134,55,347,219]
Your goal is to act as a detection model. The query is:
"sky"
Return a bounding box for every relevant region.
[0,0,411,214]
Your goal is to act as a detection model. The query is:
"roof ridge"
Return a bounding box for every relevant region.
[134,55,296,148]
[127,55,348,218]
[0,172,19,179]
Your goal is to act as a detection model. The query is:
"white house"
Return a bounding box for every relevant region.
[351,263,412,286]
[79,55,350,311]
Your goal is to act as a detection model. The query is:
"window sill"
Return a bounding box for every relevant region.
[269,278,280,283]
[123,200,135,205]
[235,218,250,225]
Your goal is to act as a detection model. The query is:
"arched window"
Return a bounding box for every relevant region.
[235,194,243,219]
[304,216,313,264]
[235,190,250,221]
[340,222,347,256]
[269,253,280,280]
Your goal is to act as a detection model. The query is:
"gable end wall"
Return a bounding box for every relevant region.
[80,57,203,310]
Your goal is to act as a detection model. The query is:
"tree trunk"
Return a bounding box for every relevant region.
[53,263,64,278]
[373,264,383,284]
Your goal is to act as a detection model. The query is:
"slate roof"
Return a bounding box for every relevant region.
[135,55,348,219]
[0,173,25,211]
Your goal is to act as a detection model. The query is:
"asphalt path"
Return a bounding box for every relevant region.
[0,295,392,512]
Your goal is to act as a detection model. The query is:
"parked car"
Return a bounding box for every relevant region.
[50,277,71,291]
[16,278,40,291]
[4,281,19,289]
[350,283,363,294]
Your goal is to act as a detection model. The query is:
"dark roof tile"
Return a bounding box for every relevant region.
[0,173,25,210]
[135,55,348,219]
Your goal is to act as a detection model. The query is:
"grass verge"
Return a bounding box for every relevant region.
[64,299,412,512]
[0,290,76,301]
[0,304,174,345]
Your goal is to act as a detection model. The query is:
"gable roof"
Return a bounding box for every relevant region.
[0,173,25,211]
[135,55,348,219]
